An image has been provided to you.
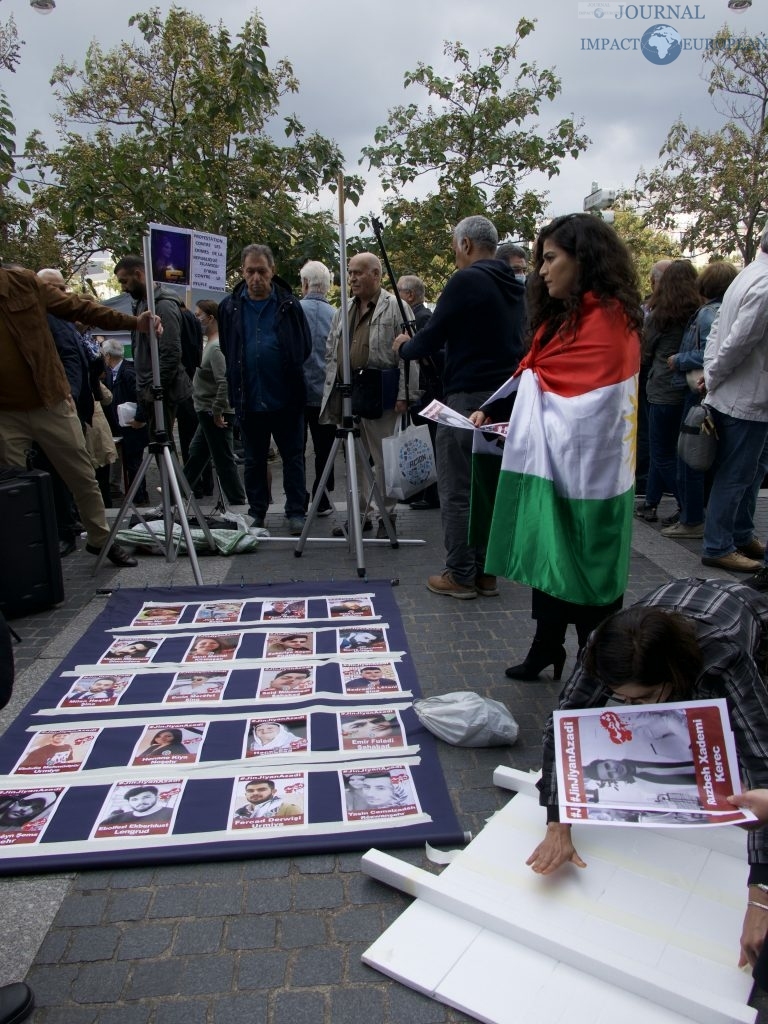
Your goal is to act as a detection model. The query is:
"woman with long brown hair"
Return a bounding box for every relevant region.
[634,259,701,523]
[472,213,642,681]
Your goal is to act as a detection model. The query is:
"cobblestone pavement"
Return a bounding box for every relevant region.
[2,453,766,1023]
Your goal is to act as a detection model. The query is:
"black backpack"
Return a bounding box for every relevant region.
[155,289,203,381]
[178,306,203,381]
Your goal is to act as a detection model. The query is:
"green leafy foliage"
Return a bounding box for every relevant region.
[20,6,362,279]
[359,23,590,293]
[632,26,768,265]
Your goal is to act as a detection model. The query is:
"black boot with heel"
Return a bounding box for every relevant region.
[504,640,566,681]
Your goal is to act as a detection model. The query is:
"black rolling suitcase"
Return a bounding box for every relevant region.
[0,467,64,618]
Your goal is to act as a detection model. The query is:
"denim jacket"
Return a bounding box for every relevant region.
[670,300,721,388]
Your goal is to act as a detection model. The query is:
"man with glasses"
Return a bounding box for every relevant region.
[320,252,417,539]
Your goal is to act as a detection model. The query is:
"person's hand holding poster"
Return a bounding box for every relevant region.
[554,700,755,826]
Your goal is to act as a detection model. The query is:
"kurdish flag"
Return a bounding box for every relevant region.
[482,302,639,606]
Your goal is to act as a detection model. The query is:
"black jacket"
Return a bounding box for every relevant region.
[218,275,311,416]
[399,260,524,396]
[46,314,94,425]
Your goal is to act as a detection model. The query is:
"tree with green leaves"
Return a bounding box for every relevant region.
[22,6,359,280]
[0,12,66,271]
[632,26,768,265]
[609,206,681,294]
[359,21,590,293]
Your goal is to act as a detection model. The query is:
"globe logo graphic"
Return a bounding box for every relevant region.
[641,24,683,65]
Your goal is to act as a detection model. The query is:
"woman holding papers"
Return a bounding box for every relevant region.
[528,576,768,972]
[471,213,642,681]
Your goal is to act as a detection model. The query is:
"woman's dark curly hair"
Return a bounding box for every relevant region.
[527,213,643,345]
[583,606,702,700]
[645,259,700,333]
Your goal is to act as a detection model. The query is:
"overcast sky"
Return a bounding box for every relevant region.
[3,0,761,242]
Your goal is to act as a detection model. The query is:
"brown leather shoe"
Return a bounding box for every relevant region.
[701,551,762,573]
[475,573,499,596]
[737,537,766,560]
[426,571,477,600]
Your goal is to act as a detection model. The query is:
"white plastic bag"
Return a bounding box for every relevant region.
[413,691,519,747]
[382,418,437,501]
[117,401,137,427]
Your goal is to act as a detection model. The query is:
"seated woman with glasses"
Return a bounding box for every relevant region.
[528,576,768,971]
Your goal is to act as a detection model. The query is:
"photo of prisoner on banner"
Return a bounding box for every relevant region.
[93,780,184,838]
[341,662,401,695]
[337,628,388,654]
[130,724,206,766]
[0,788,64,846]
[257,667,315,699]
[326,596,374,619]
[229,774,306,829]
[338,711,404,752]
[99,637,161,666]
[59,674,133,708]
[264,632,314,658]
[183,633,243,664]
[245,717,309,758]
[193,602,244,625]
[261,599,307,622]
[151,228,191,285]
[341,766,420,823]
[13,728,100,775]
[164,672,228,704]
[131,604,186,628]
[554,700,744,822]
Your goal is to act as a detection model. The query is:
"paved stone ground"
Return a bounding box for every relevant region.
[2,451,766,1023]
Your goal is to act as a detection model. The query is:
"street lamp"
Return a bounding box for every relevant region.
[29,0,56,11]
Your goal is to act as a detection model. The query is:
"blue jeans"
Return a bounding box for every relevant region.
[645,401,683,507]
[239,407,306,520]
[703,411,768,558]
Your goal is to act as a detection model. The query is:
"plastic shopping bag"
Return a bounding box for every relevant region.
[413,691,519,747]
[382,417,437,501]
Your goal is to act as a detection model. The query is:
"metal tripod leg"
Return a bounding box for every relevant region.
[92,436,216,585]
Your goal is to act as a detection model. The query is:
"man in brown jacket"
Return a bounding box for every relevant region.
[0,264,161,567]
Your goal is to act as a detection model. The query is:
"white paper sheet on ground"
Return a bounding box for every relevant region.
[362,769,755,1024]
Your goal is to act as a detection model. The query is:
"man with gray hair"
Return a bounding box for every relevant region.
[701,224,768,576]
[393,215,524,599]
[495,243,528,281]
[320,252,417,538]
[300,260,336,516]
[218,244,311,534]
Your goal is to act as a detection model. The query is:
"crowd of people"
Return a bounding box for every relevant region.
[4,211,768,1008]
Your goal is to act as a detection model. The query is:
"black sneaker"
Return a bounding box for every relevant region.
[747,567,768,592]
[661,508,681,527]
[317,496,334,518]
[634,504,658,523]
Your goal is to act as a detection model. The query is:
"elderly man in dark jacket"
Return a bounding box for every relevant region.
[218,244,311,535]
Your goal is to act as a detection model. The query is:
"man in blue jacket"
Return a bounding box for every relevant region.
[218,244,311,534]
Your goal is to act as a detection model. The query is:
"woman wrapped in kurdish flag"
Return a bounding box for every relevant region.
[470,213,642,681]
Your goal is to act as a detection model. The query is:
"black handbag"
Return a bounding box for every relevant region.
[351,367,399,419]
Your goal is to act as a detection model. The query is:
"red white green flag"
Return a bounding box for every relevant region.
[481,335,638,606]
